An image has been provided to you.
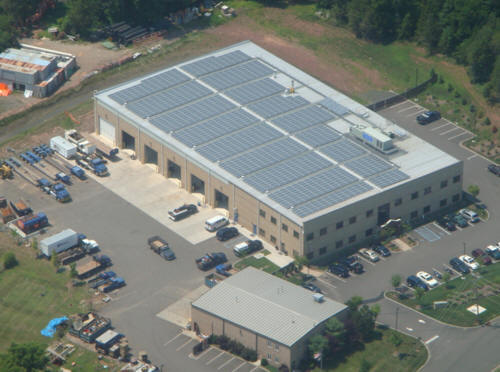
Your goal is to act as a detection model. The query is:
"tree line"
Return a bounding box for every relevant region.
[317,0,500,102]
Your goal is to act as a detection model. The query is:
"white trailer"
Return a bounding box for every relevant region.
[50,136,77,159]
[40,228,79,257]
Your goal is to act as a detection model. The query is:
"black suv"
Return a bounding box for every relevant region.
[449,257,470,274]
[216,227,239,241]
[329,263,349,278]
[488,164,500,176]
[417,111,441,125]
[373,245,391,257]
[340,256,363,274]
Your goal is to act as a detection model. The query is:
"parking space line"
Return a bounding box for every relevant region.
[218,356,235,370]
[448,131,472,141]
[406,108,426,117]
[358,255,376,266]
[249,366,261,372]
[467,154,478,160]
[207,351,224,365]
[430,123,451,131]
[232,361,247,372]
[324,271,347,283]
[316,277,337,289]
[164,332,184,346]
[432,222,451,235]
[397,105,418,113]
[176,338,194,351]
[432,268,443,278]
[443,264,461,276]
[439,127,461,135]
[189,346,213,360]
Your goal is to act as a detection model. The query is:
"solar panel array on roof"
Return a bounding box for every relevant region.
[295,125,341,147]
[225,78,284,105]
[201,60,274,91]
[248,95,309,119]
[293,182,373,217]
[269,167,358,208]
[220,137,307,178]
[345,154,392,177]
[319,97,350,116]
[180,50,251,77]
[173,109,259,148]
[110,69,190,104]
[244,152,332,193]
[369,168,409,188]
[127,81,212,118]
[319,138,366,163]
[271,105,335,133]
[196,123,282,162]
[150,95,235,133]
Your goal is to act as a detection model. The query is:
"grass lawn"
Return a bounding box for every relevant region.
[315,327,427,372]
[49,344,122,372]
[387,263,500,326]
[234,251,279,274]
[0,231,91,351]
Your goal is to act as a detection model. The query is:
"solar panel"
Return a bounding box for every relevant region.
[150,95,235,132]
[180,50,251,77]
[225,78,284,105]
[294,125,341,147]
[220,137,308,177]
[196,123,283,162]
[369,168,409,188]
[293,182,373,217]
[110,69,190,104]
[271,105,335,133]
[244,152,332,193]
[344,154,392,178]
[201,60,274,91]
[248,95,309,119]
[173,109,259,147]
[319,97,350,116]
[269,167,358,208]
[127,81,212,118]
[319,138,366,163]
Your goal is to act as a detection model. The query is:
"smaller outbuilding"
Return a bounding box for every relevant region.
[191,267,347,369]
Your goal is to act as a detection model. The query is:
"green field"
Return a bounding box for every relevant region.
[388,263,500,326]
[234,251,279,274]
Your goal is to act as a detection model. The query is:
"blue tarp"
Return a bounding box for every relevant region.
[41,316,68,337]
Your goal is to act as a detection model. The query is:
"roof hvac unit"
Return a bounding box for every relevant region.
[350,126,397,154]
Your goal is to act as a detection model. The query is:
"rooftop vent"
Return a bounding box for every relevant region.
[313,293,324,303]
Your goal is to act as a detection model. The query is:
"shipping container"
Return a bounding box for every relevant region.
[40,228,79,257]
[50,136,77,159]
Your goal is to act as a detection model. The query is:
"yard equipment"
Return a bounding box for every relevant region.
[0,161,13,179]
[16,212,48,234]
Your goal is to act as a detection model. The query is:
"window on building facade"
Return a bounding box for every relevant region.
[319,246,327,255]
[441,180,448,189]
[270,216,277,225]
[336,240,343,249]
[348,235,356,243]
[320,227,327,236]
[395,198,402,206]
[410,210,418,219]
[440,198,447,207]
[293,230,299,239]
[267,340,272,347]
[259,209,266,218]
[366,209,373,218]
[411,191,419,200]
[280,242,285,250]
[282,223,288,232]
[349,216,357,224]
[336,221,344,230]
[424,186,432,195]
[259,228,265,237]
[423,205,431,214]
[365,228,373,237]
[306,233,314,241]
[306,252,314,260]
[452,193,460,202]
[270,235,277,244]
[453,175,461,183]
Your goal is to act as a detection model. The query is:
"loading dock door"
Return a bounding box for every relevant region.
[191,175,205,195]
[214,190,228,210]
[122,131,136,151]
[167,160,181,179]
[144,145,158,165]
[99,118,115,143]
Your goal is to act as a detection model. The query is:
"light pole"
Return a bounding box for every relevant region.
[463,242,466,255]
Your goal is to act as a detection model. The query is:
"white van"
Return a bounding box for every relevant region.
[205,215,229,232]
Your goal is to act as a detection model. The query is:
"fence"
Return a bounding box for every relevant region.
[367,74,437,111]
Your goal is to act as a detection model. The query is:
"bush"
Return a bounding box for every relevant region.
[242,348,257,362]
[3,252,18,270]
[69,263,78,278]
[207,334,217,344]
[218,335,230,350]
[484,117,491,126]
[359,358,372,372]
[261,358,268,366]
[461,98,467,105]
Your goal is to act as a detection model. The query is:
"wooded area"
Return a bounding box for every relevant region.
[317,0,500,101]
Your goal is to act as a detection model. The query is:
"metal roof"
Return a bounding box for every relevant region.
[192,267,347,347]
[40,229,76,246]
[95,41,460,225]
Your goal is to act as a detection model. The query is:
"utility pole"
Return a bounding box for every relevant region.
[395,307,399,330]
[463,242,466,255]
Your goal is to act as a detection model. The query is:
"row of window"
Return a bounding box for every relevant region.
[259,209,300,240]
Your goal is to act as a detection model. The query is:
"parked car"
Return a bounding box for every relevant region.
[406,275,428,291]
[437,216,456,231]
[302,282,322,293]
[329,263,349,278]
[373,244,391,257]
[487,164,500,176]
[233,240,263,257]
[459,209,480,223]
[471,249,484,258]
[453,214,469,228]
[485,245,500,260]
[459,255,480,270]
[340,256,364,274]
[449,257,470,274]
[417,111,441,125]
[359,248,380,262]
[482,256,492,265]
[216,227,239,241]
[416,271,439,288]
[168,204,197,221]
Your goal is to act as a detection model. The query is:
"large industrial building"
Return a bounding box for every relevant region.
[0,44,76,97]
[191,267,347,368]
[94,41,463,261]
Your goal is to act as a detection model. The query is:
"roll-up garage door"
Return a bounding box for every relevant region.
[99,118,116,143]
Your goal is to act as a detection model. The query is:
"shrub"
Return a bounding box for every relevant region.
[461,98,467,105]
[3,252,18,270]
[389,332,403,347]
[261,358,268,366]
[218,335,230,350]
[484,117,491,125]
[242,348,257,362]
[492,126,498,134]
[470,104,476,113]
[359,358,372,372]
[207,334,217,344]
[447,83,453,92]
[70,263,77,278]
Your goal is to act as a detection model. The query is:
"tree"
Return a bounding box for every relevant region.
[359,358,372,372]
[346,296,363,312]
[70,263,77,278]
[325,317,346,352]
[0,342,49,372]
[3,252,18,270]
[467,184,480,198]
[391,274,402,289]
[308,334,328,356]
[294,255,309,272]
[414,287,425,303]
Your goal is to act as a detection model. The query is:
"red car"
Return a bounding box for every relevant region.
[482,256,492,265]
[472,249,484,258]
